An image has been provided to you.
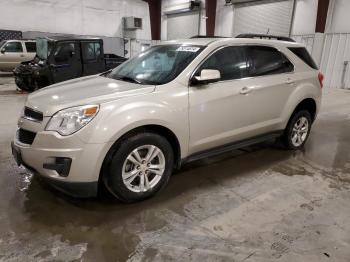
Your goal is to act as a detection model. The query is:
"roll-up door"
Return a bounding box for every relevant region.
[233,0,294,37]
[167,11,200,40]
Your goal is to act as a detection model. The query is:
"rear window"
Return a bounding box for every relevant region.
[288,47,318,70]
[25,42,36,53]
[82,42,101,61]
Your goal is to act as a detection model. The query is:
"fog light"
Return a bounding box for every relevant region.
[43,157,72,177]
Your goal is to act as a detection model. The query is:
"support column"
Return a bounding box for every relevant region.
[312,0,331,66]
[144,0,161,40]
[206,0,217,36]
[316,0,330,33]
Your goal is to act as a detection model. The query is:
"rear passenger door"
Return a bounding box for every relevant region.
[242,45,295,130]
[81,41,105,75]
[24,41,37,61]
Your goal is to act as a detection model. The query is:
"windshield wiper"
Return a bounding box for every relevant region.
[116,76,142,84]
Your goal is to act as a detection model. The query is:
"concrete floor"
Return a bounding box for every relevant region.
[1,74,350,262]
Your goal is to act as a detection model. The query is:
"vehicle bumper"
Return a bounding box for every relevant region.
[11,132,111,198]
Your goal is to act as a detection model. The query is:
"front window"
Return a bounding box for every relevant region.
[107,45,205,85]
[3,41,23,53]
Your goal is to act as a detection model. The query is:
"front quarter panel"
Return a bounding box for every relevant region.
[78,82,190,158]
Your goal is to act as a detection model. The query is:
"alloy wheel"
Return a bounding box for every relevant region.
[291,116,309,147]
[122,145,165,193]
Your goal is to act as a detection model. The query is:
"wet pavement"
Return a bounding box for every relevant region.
[1,74,350,261]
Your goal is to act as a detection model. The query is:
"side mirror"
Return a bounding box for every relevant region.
[192,69,221,85]
[0,48,5,54]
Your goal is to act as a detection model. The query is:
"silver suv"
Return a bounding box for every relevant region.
[11,37,323,202]
[0,39,36,71]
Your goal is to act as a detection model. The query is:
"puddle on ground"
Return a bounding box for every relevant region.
[17,168,34,192]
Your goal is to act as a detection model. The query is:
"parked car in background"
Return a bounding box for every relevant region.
[11,36,323,202]
[14,36,127,92]
[0,39,36,71]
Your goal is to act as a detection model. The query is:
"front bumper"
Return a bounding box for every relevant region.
[11,129,111,198]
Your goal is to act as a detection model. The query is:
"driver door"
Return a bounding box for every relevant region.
[189,46,260,154]
[50,41,82,83]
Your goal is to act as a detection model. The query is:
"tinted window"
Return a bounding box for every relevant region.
[247,46,293,77]
[199,46,248,81]
[82,42,101,61]
[288,47,318,70]
[4,42,23,52]
[54,42,76,63]
[25,42,36,53]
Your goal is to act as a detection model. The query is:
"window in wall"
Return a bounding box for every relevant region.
[199,46,248,81]
[25,42,36,53]
[82,42,101,61]
[4,42,23,52]
[247,46,294,77]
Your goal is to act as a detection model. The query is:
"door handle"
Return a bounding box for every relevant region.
[20,54,25,57]
[240,86,254,95]
[286,78,295,85]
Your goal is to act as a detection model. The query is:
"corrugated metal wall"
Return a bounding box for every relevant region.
[292,34,315,54]
[293,33,350,89]
[320,33,350,89]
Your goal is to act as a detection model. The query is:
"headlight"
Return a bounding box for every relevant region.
[46,105,99,136]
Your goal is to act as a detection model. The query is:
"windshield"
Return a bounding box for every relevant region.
[0,40,5,49]
[107,45,205,85]
[36,38,52,59]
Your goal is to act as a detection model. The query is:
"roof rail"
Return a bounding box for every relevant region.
[190,35,228,39]
[236,34,295,42]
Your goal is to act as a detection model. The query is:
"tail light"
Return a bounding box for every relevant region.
[318,72,324,89]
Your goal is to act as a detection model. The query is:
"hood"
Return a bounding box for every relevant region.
[26,75,155,116]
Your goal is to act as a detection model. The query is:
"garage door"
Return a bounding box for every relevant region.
[167,11,200,40]
[233,0,294,37]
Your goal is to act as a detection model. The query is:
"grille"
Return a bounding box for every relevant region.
[24,107,43,122]
[17,129,36,145]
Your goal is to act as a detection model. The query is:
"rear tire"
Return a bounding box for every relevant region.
[103,132,174,203]
[281,110,312,150]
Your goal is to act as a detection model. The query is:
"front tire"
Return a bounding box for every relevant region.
[282,110,312,150]
[103,133,174,202]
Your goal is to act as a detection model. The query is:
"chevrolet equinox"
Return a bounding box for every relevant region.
[11,36,323,202]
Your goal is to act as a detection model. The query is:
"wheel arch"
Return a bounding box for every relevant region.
[99,124,182,187]
[290,98,317,123]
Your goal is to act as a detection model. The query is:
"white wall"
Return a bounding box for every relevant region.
[0,0,151,40]
[326,0,350,33]
[292,0,318,35]
[161,0,206,40]
[215,1,234,37]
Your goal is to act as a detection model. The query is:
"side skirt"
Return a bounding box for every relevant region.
[182,131,283,165]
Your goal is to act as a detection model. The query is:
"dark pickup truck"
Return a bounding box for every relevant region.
[14,36,127,92]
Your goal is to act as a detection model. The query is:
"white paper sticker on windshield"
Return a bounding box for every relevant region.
[176,46,200,52]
